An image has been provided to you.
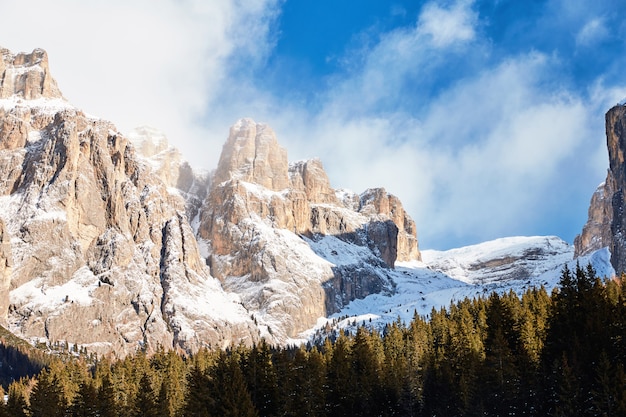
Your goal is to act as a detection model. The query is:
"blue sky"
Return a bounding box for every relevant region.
[1,0,626,250]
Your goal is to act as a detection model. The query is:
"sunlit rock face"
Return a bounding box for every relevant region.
[0,48,62,100]
[0,47,423,355]
[574,181,613,258]
[0,47,258,357]
[198,118,422,339]
[575,104,626,274]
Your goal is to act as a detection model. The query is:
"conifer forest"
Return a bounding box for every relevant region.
[0,264,625,416]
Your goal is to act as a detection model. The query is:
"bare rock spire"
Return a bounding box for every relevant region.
[0,47,63,99]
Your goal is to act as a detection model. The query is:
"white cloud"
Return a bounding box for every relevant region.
[576,17,609,46]
[0,0,616,251]
[0,0,280,168]
[272,51,604,249]
[416,0,477,48]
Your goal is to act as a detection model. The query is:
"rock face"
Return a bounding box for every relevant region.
[198,119,421,339]
[0,47,422,355]
[0,48,62,100]
[0,47,257,356]
[575,104,626,274]
[574,180,614,258]
[127,126,210,224]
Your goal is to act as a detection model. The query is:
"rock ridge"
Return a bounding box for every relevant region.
[198,118,421,339]
[575,104,626,273]
[0,47,63,100]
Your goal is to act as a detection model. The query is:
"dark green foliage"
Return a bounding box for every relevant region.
[68,381,98,417]
[207,351,258,417]
[183,364,212,417]
[132,373,159,417]
[30,369,65,417]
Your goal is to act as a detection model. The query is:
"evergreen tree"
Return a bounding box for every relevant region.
[6,379,30,417]
[30,369,65,417]
[243,341,279,417]
[132,372,159,417]
[69,381,99,417]
[208,352,258,417]
[325,333,355,417]
[183,363,212,417]
[96,374,117,417]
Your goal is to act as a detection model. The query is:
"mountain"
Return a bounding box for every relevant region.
[0,46,614,356]
[0,47,258,356]
[575,103,626,273]
[306,236,612,340]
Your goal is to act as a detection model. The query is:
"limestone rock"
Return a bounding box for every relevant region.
[605,105,626,273]
[0,47,424,355]
[574,180,614,258]
[0,219,11,324]
[214,119,289,190]
[0,47,257,356]
[0,47,63,99]
[359,188,421,262]
[127,126,210,223]
[198,118,421,339]
[576,104,626,274]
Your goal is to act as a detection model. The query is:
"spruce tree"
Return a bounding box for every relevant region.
[69,381,99,417]
[208,352,258,417]
[132,372,159,417]
[30,369,65,417]
[5,380,29,417]
[183,363,212,417]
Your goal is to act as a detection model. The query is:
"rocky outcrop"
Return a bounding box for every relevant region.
[0,219,11,324]
[574,180,614,258]
[606,105,626,273]
[127,126,210,224]
[213,119,289,190]
[0,47,257,356]
[198,118,421,339]
[0,47,423,354]
[0,48,62,100]
[576,104,626,273]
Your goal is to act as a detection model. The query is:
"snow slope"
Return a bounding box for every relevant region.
[298,236,614,342]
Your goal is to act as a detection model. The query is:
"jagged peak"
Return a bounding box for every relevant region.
[0,46,64,100]
[127,126,171,158]
[214,118,289,190]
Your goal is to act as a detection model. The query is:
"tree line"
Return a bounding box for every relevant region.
[0,263,625,416]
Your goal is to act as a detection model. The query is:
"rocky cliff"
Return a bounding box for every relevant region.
[575,104,626,273]
[0,47,258,356]
[197,119,421,339]
[0,47,424,354]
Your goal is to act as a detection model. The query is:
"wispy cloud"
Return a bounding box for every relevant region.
[416,0,477,48]
[1,0,624,250]
[0,0,281,166]
[576,17,609,47]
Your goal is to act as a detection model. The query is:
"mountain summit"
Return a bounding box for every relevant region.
[575,104,626,273]
[0,47,423,355]
[0,47,62,100]
[0,46,614,356]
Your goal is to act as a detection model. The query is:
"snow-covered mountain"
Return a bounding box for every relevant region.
[0,46,616,356]
[299,236,613,341]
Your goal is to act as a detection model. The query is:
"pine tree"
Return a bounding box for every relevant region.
[30,369,65,417]
[132,372,159,417]
[183,363,212,417]
[69,381,99,417]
